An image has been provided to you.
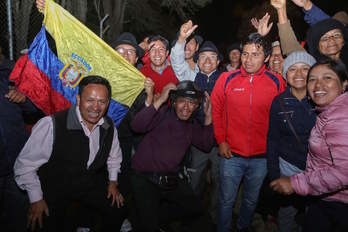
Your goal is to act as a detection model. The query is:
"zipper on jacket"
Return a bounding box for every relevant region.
[248,74,254,156]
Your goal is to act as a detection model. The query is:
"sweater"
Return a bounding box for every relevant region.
[140,63,178,94]
[131,105,214,172]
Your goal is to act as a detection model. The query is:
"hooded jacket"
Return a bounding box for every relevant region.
[291,93,348,204]
[211,65,285,157]
[306,19,348,66]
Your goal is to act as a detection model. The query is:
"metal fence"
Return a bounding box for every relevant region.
[0,0,43,61]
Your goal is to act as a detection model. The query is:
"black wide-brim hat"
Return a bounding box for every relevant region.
[170,80,203,103]
[111,32,145,58]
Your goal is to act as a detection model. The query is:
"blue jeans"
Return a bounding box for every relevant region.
[218,156,267,232]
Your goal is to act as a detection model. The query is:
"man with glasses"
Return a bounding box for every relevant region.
[140,35,178,94]
[211,33,285,232]
[190,41,222,225]
[112,32,145,67]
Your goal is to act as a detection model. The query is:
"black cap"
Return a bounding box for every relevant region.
[112,32,145,58]
[171,80,203,103]
[194,41,223,62]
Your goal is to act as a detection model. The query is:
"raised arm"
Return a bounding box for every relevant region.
[170,20,199,81]
[290,0,330,26]
[271,0,304,55]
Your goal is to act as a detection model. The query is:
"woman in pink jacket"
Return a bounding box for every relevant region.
[270,59,348,232]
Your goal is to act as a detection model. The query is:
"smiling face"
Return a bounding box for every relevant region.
[173,97,199,120]
[269,45,284,74]
[286,62,310,91]
[229,49,241,64]
[197,51,220,75]
[185,38,199,60]
[307,64,347,107]
[115,44,138,66]
[149,40,169,68]
[241,43,267,74]
[318,29,344,59]
[76,84,109,131]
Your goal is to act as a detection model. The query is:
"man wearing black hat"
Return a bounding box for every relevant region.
[171,20,203,81]
[130,81,214,232]
[112,32,145,67]
[190,40,222,224]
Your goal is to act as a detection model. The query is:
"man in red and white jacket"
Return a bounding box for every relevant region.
[211,33,285,232]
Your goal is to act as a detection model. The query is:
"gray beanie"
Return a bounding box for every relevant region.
[282,51,316,79]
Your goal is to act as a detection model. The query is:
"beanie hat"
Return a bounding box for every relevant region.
[283,51,316,79]
[306,19,347,59]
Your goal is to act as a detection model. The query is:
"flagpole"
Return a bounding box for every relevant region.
[6,0,13,60]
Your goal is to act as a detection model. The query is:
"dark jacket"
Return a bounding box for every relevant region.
[194,70,221,125]
[267,87,316,181]
[0,58,37,176]
[306,18,348,67]
[131,105,214,172]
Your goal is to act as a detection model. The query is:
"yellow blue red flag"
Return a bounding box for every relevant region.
[9,0,145,126]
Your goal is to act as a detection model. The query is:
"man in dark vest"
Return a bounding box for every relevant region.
[14,75,124,231]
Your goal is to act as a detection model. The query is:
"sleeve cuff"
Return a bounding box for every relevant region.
[108,170,118,182]
[28,189,43,203]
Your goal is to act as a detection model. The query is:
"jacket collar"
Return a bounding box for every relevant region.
[66,105,110,130]
[240,64,267,77]
[317,92,348,113]
[197,69,221,80]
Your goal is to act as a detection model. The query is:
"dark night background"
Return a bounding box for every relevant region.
[192,0,347,56]
[0,0,347,60]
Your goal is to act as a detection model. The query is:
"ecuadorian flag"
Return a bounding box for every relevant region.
[9,0,144,126]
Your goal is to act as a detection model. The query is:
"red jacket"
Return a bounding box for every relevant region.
[211,65,285,157]
[140,63,178,94]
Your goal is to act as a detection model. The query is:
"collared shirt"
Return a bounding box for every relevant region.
[14,107,122,203]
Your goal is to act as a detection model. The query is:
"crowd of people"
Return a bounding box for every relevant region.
[1,0,348,231]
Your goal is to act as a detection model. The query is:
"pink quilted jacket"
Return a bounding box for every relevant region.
[290,92,348,203]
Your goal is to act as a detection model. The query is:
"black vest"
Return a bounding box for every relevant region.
[38,107,114,200]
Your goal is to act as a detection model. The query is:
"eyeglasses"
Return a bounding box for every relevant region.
[116,47,136,56]
[320,33,343,43]
[198,55,218,62]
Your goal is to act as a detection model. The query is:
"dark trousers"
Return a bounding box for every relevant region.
[39,186,126,232]
[304,199,348,232]
[130,173,213,232]
[0,174,29,232]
